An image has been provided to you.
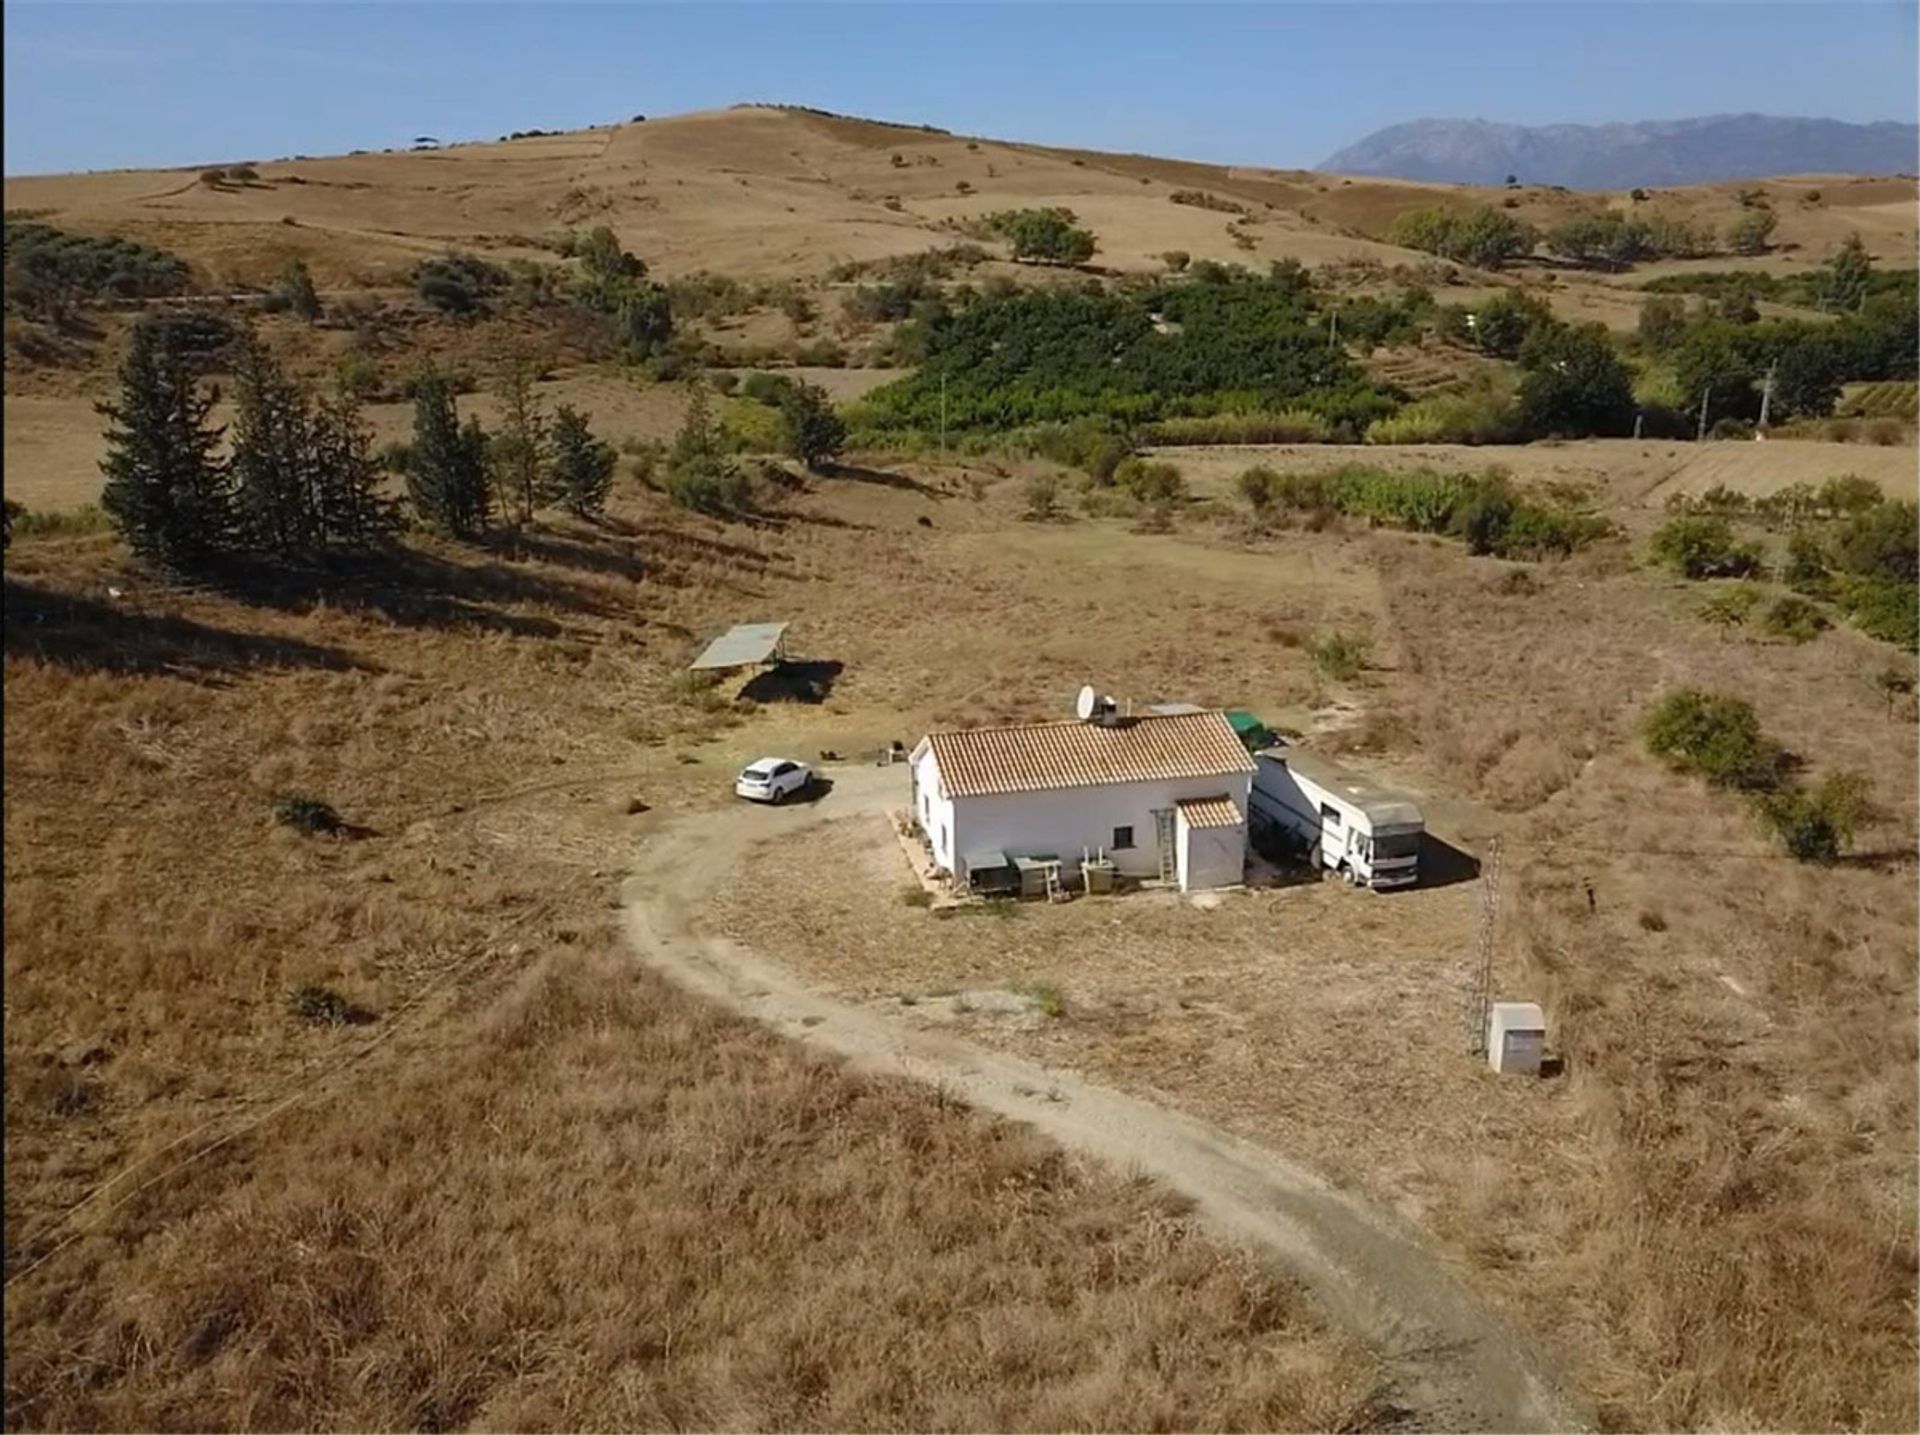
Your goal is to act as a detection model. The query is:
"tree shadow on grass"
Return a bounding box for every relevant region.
[202,546,619,639]
[482,525,649,584]
[3,577,367,682]
[820,461,945,499]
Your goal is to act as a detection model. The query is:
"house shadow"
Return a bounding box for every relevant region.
[3,578,367,682]
[738,658,843,705]
[1413,833,1483,891]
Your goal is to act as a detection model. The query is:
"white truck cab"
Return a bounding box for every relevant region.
[1251,748,1424,889]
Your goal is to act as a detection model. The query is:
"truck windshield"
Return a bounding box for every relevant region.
[1374,831,1421,860]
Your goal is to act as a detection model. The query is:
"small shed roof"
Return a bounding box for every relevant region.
[1175,795,1243,830]
[689,621,788,671]
[926,711,1255,799]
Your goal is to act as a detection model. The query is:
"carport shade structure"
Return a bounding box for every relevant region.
[689,621,789,672]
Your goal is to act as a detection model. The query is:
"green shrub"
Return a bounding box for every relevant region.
[285,983,359,1025]
[738,371,795,405]
[1021,474,1060,521]
[1386,203,1537,269]
[413,251,506,315]
[718,395,786,453]
[986,207,1096,265]
[1837,577,1919,647]
[272,793,344,835]
[1753,770,1872,861]
[1308,630,1372,682]
[5,504,113,541]
[1235,466,1279,514]
[1697,583,1763,634]
[2,218,192,310]
[1758,594,1829,643]
[1650,515,1763,579]
[1113,457,1185,505]
[1642,689,1781,790]
[1151,409,1336,445]
[1832,499,1916,582]
[1363,390,1517,445]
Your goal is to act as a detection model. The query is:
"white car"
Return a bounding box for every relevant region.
[734,757,815,804]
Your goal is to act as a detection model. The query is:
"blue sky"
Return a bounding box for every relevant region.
[5,2,1915,176]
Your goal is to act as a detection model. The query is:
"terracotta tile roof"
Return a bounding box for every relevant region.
[927,711,1256,799]
[1175,795,1243,829]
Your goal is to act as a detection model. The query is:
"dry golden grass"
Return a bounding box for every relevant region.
[6,941,1374,1432]
[694,501,1917,1432]
[6,106,1910,289]
[5,437,1914,1430]
[3,486,1380,1431]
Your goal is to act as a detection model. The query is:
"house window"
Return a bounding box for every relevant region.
[940,823,949,856]
[1112,825,1135,850]
[1320,802,1342,827]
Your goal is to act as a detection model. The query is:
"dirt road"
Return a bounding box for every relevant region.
[623,766,1591,1433]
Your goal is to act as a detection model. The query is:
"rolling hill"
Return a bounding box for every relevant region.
[6,105,1913,296]
[1320,113,1920,189]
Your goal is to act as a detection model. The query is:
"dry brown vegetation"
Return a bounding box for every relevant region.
[4,483,1385,1430]
[5,101,1917,1430]
[676,452,1916,1432]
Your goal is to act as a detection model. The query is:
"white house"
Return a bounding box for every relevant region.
[908,707,1256,892]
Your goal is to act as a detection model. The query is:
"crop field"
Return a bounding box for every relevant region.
[1841,379,1920,419]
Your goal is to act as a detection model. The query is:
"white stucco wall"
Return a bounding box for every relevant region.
[1176,810,1246,891]
[938,771,1252,881]
[910,744,957,872]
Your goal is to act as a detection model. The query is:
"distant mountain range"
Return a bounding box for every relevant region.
[1320,114,1919,189]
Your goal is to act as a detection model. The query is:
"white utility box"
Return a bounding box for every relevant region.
[1487,1002,1545,1076]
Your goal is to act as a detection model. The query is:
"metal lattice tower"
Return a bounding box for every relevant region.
[1467,836,1502,1055]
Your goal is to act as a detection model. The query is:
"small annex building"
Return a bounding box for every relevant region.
[908,703,1256,893]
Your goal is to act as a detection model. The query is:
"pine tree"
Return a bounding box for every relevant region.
[663,383,745,515]
[231,338,320,555]
[311,390,395,546]
[1821,232,1873,313]
[406,372,491,537]
[97,318,233,568]
[777,380,846,470]
[549,404,616,518]
[492,361,546,525]
[277,258,322,320]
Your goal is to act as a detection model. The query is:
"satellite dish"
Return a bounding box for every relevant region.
[1075,684,1098,721]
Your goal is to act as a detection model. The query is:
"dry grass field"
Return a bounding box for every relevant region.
[4,484,1393,1431]
[5,99,1917,1433]
[6,427,1916,1429]
[700,488,1918,1432]
[7,106,1911,291]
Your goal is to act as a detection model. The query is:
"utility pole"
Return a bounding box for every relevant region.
[1633,410,1644,440]
[939,372,947,459]
[1756,361,1777,438]
[1329,310,1339,348]
[1696,383,1712,442]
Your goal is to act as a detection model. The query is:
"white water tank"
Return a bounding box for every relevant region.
[1487,1002,1545,1076]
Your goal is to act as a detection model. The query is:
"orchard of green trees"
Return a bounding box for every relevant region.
[854,262,1394,433]
[1635,238,1917,427]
